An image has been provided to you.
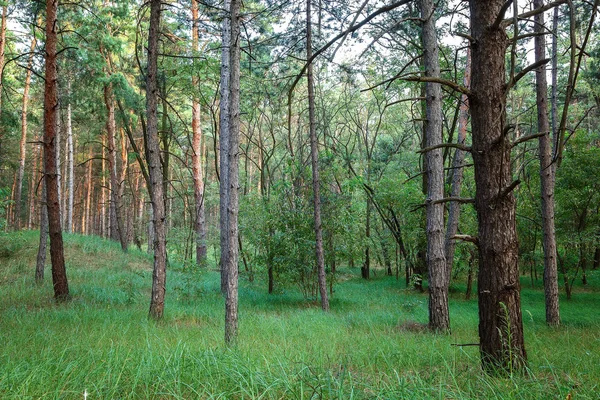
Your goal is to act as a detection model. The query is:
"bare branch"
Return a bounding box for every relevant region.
[418,143,472,154]
[501,0,567,28]
[511,132,547,148]
[451,235,479,245]
[403,76,471,95]
[506,58,550,90]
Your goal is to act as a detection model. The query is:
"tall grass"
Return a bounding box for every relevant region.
[0,231,599,398]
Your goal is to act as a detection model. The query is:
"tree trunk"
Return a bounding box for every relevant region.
[219,0,232,294]
[36,151,48,283]
[534,0,560,327]
[362,197,371,279]
[105,84,127,251]
[420,0,449,332]
[43,0,69,301]
[469,0,526,373]
[224,0,241,344]
[66,82,74,233]
[147,0,168,320]
[445,48,471,271]
[28,143,40,229]
[84,145,93,234]
[307,0,329,312]
[12,36,36,230]
[191,0,208,267]
[0,5,6,117]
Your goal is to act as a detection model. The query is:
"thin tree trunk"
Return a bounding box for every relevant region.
[534,0,560,327]
[13,36,36,230]
[101,136,107,237]
[105,84,127,251]
[192,0,207,266]
[444,47,471,271]
[224,0,241,344]
[84,145,93,234]
[66,82,74,233]
[43,0,69,300]
[0,5,6,118]
[307,0,329,312]
[36,173,48,283]
[469,0,526,372]
[219,0,232,294]
[147,0,168,320]
[421,0,448,332]
[28,143,40,229]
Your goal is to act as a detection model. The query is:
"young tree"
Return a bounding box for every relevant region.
[146,0,168,320]
[223,0,242,345]
[44,0,69,300]
[534,0,560,326]
[191,0,207,266]
[420,0,448,332]
[307,0,329,312]
[469,0,526,372]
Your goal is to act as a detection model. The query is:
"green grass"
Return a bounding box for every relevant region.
[1,231,599,398]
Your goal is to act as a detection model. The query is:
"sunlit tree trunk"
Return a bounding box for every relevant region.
[307,0,329,311]
[147,0,167,320]
[534,0,560,327]
[420,0,448,332]
[192,0,208,266]
[43,0,69,300]
[469,0,526,372]
[66,82,74,233]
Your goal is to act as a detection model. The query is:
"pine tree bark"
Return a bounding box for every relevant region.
[224,0,241,344]
[469,0,526,372]
[147,0,168,320]
[0,5,6,119]
[534,0,560,327]
[43,0,69,301]
[307,0,329,311]
[219,0,232,294]
[12,36,36,230]
[191,0,208,267]
[421,0,448,332]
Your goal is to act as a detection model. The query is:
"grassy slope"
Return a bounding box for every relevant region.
[0,231,599,399]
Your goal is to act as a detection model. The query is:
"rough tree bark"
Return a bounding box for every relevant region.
[191,0,208,266]
[36,146,48,283]
[12,36,36,230]
[307,0,329,311]
[420,0,448,332]
[224,0,241,344]
[534,0,560,326]
[43,0,69,300]
[219,0,232,294]
[469,0,526,372]
[147,0,168,320]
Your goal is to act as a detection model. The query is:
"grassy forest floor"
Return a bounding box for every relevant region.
[1,231,599,399]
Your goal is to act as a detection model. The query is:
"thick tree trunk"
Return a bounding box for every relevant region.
[191,0,208,267]
[105,84,127,251]
[147,0,168,320]
[307,0,329,311]
[44,0,69,301]
[420,0,449,332]
[224,0,241,344]
[534,0,560,327]
[469,0,526,373]
[445,48,471,270]
[219,0,232,294]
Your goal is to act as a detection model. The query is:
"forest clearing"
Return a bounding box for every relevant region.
[1,231,599,399]
[2,0,600,395]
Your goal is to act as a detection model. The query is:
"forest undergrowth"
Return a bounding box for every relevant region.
[1,231,599,399]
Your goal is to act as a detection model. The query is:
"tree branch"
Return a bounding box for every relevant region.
[418,143,471,154]
[403,76,471,95]
[506,58,550,90]
[511,132,547,148]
